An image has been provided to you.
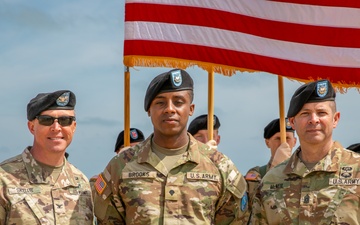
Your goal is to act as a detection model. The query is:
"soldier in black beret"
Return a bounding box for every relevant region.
[287,79,336,117]
[27,90,76,121]
[262,118,297,169]
[263,118,294,139]
[94,68,250,224]
[114,128,145,154]
[245,118,297,208]
[89,128,146,190]
[251,80,360,224]
[188,114,221,146]
[144,68,194,111]
[0,90,94,224]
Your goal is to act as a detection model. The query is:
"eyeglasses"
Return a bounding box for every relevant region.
[36,115,76,126]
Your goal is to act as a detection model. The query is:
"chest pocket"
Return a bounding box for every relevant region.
[261,181,292,221]
[120,171,159,204]
[7,187,49,225]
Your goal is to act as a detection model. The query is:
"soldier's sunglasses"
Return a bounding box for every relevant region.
[36,115,76,126]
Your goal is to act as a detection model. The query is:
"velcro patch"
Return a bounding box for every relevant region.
[95,174,107,194]
[187,172,220,182]
[329,178,360,185]
[122,171,157,179]
[245,172,259,181]
[8,187,41,195]
[241,193,248,211]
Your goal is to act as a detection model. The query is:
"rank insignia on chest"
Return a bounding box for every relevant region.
[95,174,107,194]
[300,193,313,206]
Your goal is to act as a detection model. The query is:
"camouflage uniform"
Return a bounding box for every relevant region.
[0,147,94,225]
[245,161,270,207]
[94,134,249,225]
[251,141,360,224]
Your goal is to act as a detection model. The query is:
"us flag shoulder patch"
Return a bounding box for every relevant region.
[95,174,107,194]
[245,172,259,181]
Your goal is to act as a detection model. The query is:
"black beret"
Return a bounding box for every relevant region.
[27,90,76,121]
[263,118,294,139]
[347,143,360,153]
[287,79,335,117]
[188,114,221,135]
[144,69,194,111]
[114,128,145,152]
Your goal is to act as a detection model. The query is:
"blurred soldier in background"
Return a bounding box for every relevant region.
[245,118,296,203]
[188,114,221,147]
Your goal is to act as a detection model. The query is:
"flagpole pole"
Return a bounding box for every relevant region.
[124,66,131,147]
[208,69,214,141]
[278,76,286,143]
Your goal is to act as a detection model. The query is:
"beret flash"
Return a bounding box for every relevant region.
[144,69,194,111]
[287,79,335,117]
[188,114,221,135]
[114,128,145,152]
[27,90,76,121]
[263,118,294,139]
[347,143,360,153]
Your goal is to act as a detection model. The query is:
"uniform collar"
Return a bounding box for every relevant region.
[22,147,79,187]
[284,141,343,176]
[137,134,201,165]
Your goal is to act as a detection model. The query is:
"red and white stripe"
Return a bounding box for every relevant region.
[124,0,360,87]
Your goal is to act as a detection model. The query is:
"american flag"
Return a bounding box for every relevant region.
[124,0,360,90]
[95,174,107,194]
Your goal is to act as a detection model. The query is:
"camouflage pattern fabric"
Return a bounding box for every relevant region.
[245,161,270,207]
[251,141,360,225]
[93,134,250,225]
[0,147,94,225]
[89,174,98,201]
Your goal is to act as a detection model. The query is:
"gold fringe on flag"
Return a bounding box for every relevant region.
[124,55,258,76]
[124,55,360,93]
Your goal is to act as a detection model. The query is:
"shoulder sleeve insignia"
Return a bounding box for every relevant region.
[241,192,248,212]
[245,171,259,181]
[94,174,107,195]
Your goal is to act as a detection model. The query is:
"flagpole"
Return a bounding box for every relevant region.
[278,76,286,143]
[124,66,130,147]
[208,69,214,141]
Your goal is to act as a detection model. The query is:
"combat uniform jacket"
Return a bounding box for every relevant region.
[0,147,94,225]
[94,134,249,225]
[245,160,271,206]
[252,141,360,224]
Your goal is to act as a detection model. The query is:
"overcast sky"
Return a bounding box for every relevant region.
[1,1,359,178]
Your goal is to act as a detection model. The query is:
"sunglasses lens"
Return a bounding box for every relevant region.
[36,116,75,126]
[37,116,55,126]
[58,117,75,126]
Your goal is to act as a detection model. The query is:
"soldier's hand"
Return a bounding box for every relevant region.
[271,142,291,168]
[206,139,218,149]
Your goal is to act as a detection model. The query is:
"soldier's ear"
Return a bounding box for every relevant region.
[28,121,35,134]
[265,139,270,148]
[189,103,195,116]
